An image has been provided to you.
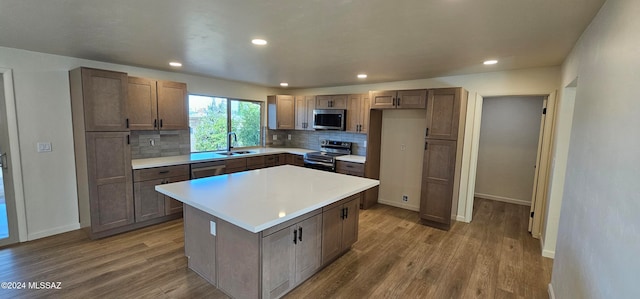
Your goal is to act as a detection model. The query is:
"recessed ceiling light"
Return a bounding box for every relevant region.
[252,39,268,46]
[483,59,498,65]
[169,61,182,67]
[357,74,368,79]
[280,82,289,87]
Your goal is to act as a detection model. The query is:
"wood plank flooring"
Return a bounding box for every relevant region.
[0,198,552,298]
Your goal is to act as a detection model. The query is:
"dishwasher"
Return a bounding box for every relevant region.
[190,161,226,179]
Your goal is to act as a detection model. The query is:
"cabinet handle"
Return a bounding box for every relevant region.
[426,128,429,137]
[160,119,163,128]
[397,98,401,106]
[298,227,302,242]
[154,119,158,128]
[392,98,396,106]
[127,135,130,145]
[425,141,428,150]
[293,229,298,244]
[340,207,345,219]
[159,170,170,174]
[126,118,129,128]
[345,207,349,219]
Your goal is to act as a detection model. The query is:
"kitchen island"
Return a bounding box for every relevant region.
[155,165,379,299]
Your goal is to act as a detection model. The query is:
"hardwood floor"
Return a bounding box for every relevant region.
[0,198,552,298]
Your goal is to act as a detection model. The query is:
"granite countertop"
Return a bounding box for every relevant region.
[155,165,379,233]
[132,147,365,169]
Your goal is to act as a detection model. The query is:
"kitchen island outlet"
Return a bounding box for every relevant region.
[155,165,379,299]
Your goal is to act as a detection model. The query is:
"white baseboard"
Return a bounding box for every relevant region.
[456,215,469,222]
[475,193,531,206]
[548,283,556,299]
[28,223,81,241]
[377,199,419,212]
[542,248,555,259]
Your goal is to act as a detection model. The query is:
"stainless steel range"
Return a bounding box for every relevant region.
[303,140,352,172]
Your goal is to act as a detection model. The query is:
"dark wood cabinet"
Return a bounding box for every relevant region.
[225,158,247,174]
[419,87,467,230]
[295,96,316,130]
[74,68,129,132]
[346,94,370,133]
[321,194,360,265]
[128,77,188,130]
[426,88,462,140]
[419,139,457,228]
[315,95,347,109]
[262,213,322,299]
[370,89,427,109]
[247,156,266,170]
[133,165,189,222]
[286,154,305,167]
[336,161,365,177]
[85,132,134,233]
[268,95,295,130]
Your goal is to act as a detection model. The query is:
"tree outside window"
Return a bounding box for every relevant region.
[189,95,262,152]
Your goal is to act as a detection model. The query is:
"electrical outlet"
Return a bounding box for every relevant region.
[288,134,291,140]
[210,221,216,236]
[402,195,408,202]
[273,135,277,141]
[37,142,52,152]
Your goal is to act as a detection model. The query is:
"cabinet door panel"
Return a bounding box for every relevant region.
[262,226,296,299]
[426,88,461,140]
[134,178,165,222]
[157,80,188,130]
[81,68,129,131]
[273,95,295,129]
[419,139,456,227]
[295,96,308,130]
[321,205,343,264]
[341,199,359,249]
[184,205,217,285]
[346,94,361,132]
[305,98,315,131]
[397,89,427,109]
[127,77,157,130]
[86,132,133,232]
[165,175,189,215]
[370,91,396,109]
[295,214,322,283]
[330,95,347,109]
[360,93,370,133]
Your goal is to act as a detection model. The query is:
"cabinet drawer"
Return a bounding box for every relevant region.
[133,165,190,182]
[336,161,364,175]
[225,158,247,170]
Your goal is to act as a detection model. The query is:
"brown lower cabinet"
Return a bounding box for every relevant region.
[321,194,359,265]
[133,165,189,222]
[182,192,362,299]
[419,138,458,230]
[336,161,378,209]
[286,154,305,166]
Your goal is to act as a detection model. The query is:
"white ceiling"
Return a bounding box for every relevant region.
[0,0,604,88]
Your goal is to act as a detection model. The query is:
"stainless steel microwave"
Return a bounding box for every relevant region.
[313,109,346,130]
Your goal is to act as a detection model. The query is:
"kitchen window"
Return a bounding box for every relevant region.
[188,95,262,152]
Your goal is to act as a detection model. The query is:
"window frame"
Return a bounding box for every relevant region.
[189,94,264,153]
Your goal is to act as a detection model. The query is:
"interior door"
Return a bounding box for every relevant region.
[529,98,548,232]
[0,74,19,247]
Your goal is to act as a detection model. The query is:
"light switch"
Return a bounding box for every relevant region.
[37,142,52,153]
[210,221,216,236]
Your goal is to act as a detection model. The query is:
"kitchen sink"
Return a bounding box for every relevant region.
[216,150,255,156]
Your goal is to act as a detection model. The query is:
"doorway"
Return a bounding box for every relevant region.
[0,68,25,247]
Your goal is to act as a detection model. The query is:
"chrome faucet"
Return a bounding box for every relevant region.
[227,132,237,152]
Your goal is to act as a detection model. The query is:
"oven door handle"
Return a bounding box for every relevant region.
[303,160,334,168]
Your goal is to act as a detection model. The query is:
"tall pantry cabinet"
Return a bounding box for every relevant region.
[70,67,134,238]
[419,87,468,230]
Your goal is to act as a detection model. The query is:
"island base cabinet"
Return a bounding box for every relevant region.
[184,205,217,285]
[321,194,360,265]
[262,213,322,299]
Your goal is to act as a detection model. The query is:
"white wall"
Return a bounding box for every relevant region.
[0,46,277,240]
[550,1,640,298]
[475,96,544,205]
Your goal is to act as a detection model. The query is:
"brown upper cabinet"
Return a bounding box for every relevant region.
[346,94,370,133]
[425,88,462,140]
[370,89,427,109]
[268,95,295,130]
[295,95,315,130]
[128,77,188,130]
[316,95,347,109]
[72,68,129,131]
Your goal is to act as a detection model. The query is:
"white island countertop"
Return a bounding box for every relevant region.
[155,165,379,233]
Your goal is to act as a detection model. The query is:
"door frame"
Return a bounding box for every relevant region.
[0,68,27,245]
[457,91,557,238]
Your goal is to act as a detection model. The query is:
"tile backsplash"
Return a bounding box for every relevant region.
[267,129,367,156]
[131,130,191,159]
